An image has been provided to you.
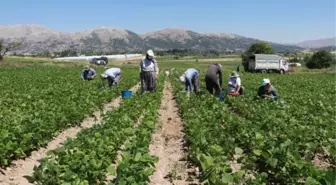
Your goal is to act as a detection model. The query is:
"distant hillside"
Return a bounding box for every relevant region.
[313,45,336,51]
[295,37,335,49]
[0,24,302,54]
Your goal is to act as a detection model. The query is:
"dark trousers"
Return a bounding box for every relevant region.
[141,71,156,93]
[185,76,199,92]
[107,74,121,87]
[205,76,221,95]
[238,86,245,95]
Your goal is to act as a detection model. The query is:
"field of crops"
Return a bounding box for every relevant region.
[31,76,164,184]
[0,60,335,185]
[0,66,138,167]
[169,69,335,185]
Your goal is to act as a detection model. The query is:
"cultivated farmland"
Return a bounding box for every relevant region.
[0,57,335,185]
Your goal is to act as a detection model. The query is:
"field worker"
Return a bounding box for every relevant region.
[227,71,244,96]
[180,68,200,93]
[258,78,279,100]
[140,49,159,94]
[81,66,96,81]
[101,67,122,87]
[205,63,223,95]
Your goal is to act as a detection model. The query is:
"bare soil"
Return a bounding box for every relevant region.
[0,84,139,185]
[312,153,334,169]
[148,82,199,185]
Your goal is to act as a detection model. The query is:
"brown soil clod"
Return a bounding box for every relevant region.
[311,153,334,169]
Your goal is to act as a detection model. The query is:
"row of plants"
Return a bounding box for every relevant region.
[31,75,165,185]
[224,73,335,184]
[110,76,165,185]
[169,71,249,184]
[169,70,335,184]
[0,66,138,167]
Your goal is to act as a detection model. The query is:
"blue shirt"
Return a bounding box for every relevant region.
[185,68,198,80]
[81,68,96,80]
[184,68,199,91]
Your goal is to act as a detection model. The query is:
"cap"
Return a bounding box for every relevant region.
[230,71,239,77]
[101,74,108,78]
[179,75,186,83]
[260,78,270,86]
[146,50,155,57]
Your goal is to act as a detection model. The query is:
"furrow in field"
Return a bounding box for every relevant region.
[148,82,199,185]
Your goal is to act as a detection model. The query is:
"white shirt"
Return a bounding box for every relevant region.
[104,68,121,78]
[140,57,159,74]
[227,77,241,92]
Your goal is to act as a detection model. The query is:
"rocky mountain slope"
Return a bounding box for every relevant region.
[0,24,301,54]
[295,37,335,49]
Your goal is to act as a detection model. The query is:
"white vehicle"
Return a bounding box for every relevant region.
[248,54,289,74]
[89,57,108,66]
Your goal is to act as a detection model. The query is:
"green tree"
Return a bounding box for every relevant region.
[306,50,335,69]
[289,57,300,63]
[0,39,21,61]
[241,42,275,71]
[303,54,310,64]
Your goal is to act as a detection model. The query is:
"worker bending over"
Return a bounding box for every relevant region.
[227,71,244,96]
[101,67,122,87]
[258,78,278,100]
[81,66,96,81]
[180,68,199,93]
[205,63,223,95]
[140,50,159,94]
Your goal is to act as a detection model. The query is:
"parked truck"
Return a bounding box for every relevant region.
[247,54,289,74]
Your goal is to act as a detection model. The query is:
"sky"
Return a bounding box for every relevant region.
[0,0,335,43]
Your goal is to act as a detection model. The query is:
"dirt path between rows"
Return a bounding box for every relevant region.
[0,84,140,185]
[148,82,199,185]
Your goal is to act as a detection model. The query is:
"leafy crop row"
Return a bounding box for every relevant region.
[225,73,335,184]
[0,66,138,167]
[32,75,164,185]
[169,73,248,184]
[109,76,164,185]
[169,70,335,185]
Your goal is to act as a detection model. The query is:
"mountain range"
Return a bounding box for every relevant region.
[0,24,323,55]
[294,37,335,49]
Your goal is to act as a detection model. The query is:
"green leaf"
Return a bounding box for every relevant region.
[235,170,245,178]
[210,145,223,153]
[235,147,243,155]
[253,149,262,156]
[222,173,234,183]
[94,132,101,138]
[134,152,141,162]
[321,169,336,185]
[256,132,264,140]
[266,158,278,168]
[106,165,116,175]
[118,163,128,171]
[143,168,155,176]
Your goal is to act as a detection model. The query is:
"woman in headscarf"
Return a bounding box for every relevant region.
[139,50,159,94]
